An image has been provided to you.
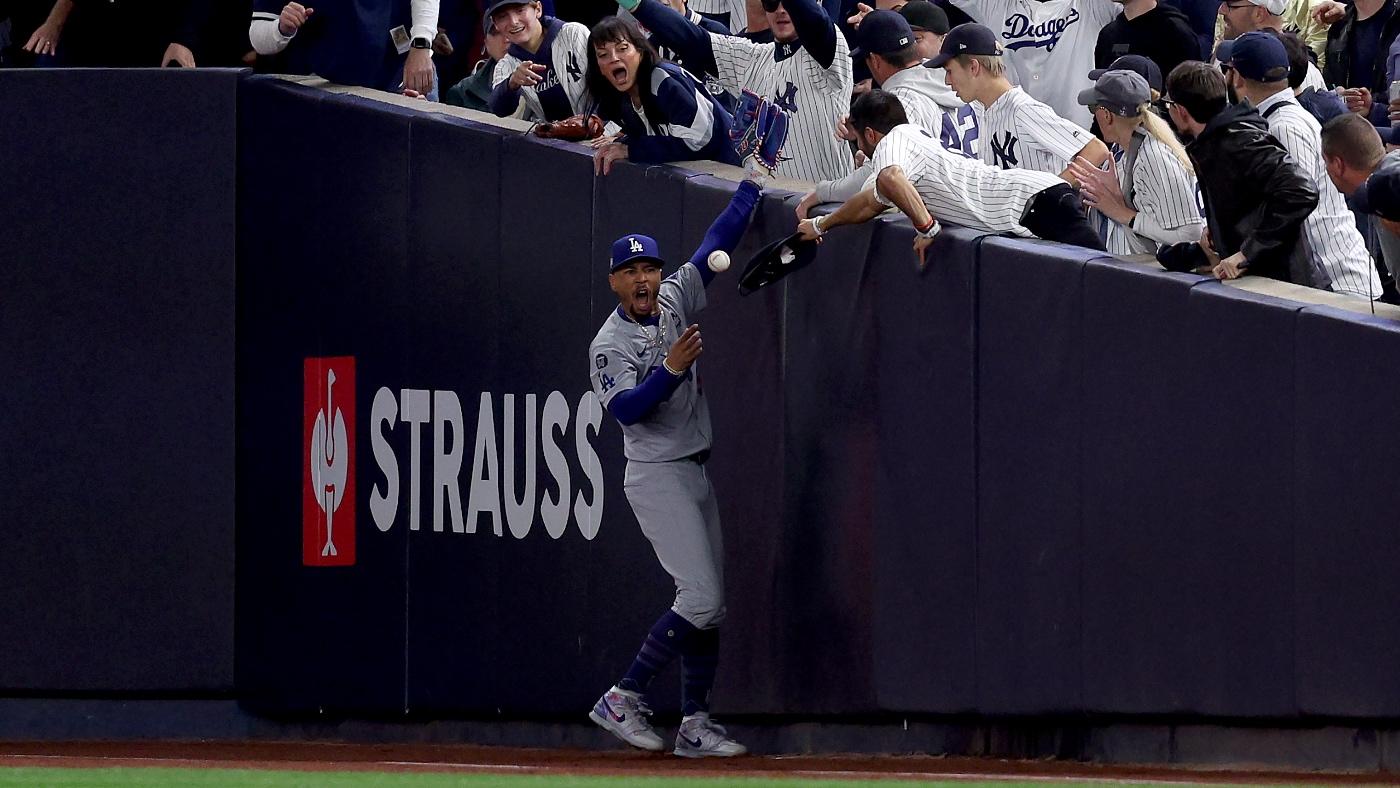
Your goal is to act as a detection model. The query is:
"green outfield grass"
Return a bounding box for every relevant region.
[0,767,1326,788]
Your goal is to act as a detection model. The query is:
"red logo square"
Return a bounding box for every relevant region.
[303,357,356,566]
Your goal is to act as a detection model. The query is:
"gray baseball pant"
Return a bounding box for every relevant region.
[624,458,726,629]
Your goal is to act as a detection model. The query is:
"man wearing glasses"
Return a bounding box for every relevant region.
[1216,0,1327,91]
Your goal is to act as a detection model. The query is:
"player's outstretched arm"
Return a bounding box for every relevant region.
[874,165,936,230]
[796,188,885,240]
[783,0,839,69]
[687,179,763,285]
[628,0,720,77]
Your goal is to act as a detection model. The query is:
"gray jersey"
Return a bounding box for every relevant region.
[590,263,712,462]
[977,86,1093,175]
[865,123,1064,236]
[709,30,855,182]
[1257,89,1382,299]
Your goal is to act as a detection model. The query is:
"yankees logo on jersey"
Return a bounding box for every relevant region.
[976,86,1093,174]
[775,82,799,113]
[989,130,1018,168]
[948,0,1119,127]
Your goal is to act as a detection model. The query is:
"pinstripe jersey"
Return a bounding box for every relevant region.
[490,18,590,122]
[688,0,749,32]
[950,0,1120,128]
[709,30,854,182]
[1257,89,1382,300]
[865,123,1065,236]
[1100,129,1203,255]
[976,86,1093,175]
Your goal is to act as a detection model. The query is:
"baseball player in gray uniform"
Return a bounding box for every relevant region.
[623,0,854,182]
[932,24,1109,179]
[796,90,1106,259]
[588,178,761,759]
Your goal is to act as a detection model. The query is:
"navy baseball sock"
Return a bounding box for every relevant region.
[680,626,719,716]
[619,609,697,693]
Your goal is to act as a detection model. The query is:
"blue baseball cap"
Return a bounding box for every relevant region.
[1354,164,1400,221]
[925,23,1002,68]
[1217,31,1289,82]
[609,234,665,271]
[1089,54,1163,93]
[851,10,916,60]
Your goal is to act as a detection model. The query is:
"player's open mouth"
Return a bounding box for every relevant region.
[634,287,652,310]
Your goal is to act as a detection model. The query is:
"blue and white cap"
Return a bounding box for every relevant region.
[610,234,664,271]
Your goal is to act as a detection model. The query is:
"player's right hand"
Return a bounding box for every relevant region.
[667,324,703,373]
[510,61,549,89]
[278,2,313,36]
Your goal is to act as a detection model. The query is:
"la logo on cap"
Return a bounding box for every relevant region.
[629,237,643,253]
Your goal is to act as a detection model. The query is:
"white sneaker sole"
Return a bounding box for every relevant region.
[673,743,748,758]
[589,708,665,752]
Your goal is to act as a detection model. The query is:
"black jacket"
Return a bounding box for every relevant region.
[1322,0,1400,95]
[1094,2,1201,81]
[1185,101,1318,281]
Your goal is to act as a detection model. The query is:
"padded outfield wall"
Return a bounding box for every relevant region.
[4,70,1400,742]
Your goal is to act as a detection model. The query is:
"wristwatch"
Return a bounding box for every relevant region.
[410,36,432,50]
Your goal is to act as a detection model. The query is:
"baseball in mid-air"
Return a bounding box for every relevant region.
[707,250,730,273]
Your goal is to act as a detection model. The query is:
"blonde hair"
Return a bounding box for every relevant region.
[955,54,1005,77]
[1113,102,1192,172]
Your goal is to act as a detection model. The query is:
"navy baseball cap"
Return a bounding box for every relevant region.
[1078,69,1151,116]
[925,23,1002,68]
[851,10,916,59]
[898,0,950,34]
[1217,31,1289,82]
[1089,54,1163,93]
[1354,164,1400,221]
[610,234,665,271]
[487,0,535,18]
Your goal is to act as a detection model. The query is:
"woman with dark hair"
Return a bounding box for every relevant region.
[586,16,740,175]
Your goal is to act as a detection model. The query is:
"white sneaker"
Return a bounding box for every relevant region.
[673,712,748,758]
[589,686,664,752]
